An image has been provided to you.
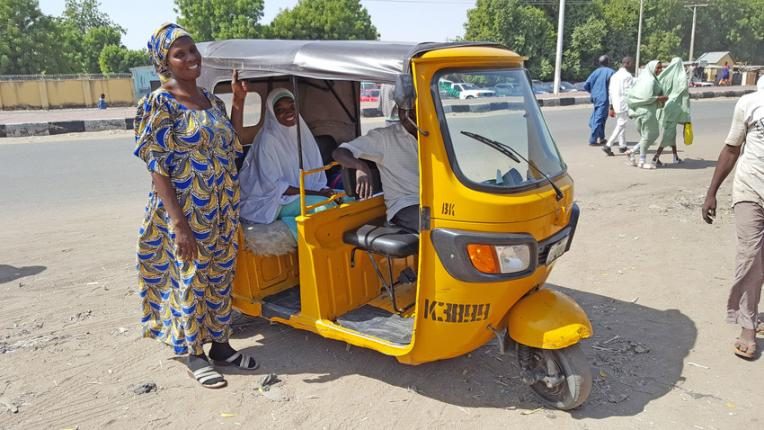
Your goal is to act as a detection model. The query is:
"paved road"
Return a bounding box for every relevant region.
[0,85,751,125]
[0,98,736,212]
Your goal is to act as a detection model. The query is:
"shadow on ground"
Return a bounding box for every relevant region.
[0,264,46,284]
[229,284,696,418]
[657,158,716,170]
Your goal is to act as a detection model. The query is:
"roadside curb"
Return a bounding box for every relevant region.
[534,88,754,107]
[2,88,756,138]
[2,118,134,138]
[538,97,579,107]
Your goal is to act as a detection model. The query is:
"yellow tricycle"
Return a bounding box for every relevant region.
[198,40,592,410]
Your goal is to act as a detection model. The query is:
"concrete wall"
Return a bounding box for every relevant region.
[0,76,134,110]
[131,66,160,102]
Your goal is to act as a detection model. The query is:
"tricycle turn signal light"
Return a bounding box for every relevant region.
[467,244,500,274]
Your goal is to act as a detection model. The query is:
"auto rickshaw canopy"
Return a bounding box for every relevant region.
[196,39,507,85]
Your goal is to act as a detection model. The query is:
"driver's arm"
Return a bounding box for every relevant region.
[332,147,369,172]
[333,132,384,171]
[334,134,385,200]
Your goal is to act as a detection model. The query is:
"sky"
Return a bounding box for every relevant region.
[38,0,477,50]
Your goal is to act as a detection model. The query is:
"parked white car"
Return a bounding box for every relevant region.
[452,82,496,99]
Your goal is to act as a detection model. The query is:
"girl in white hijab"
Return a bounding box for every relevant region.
[239,88,335,238]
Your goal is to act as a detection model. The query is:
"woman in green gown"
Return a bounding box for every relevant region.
[654,57,692,166]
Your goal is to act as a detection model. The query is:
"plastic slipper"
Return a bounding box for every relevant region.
[734,338,756,359]
[189,366,227,388]
[212,351,260,371]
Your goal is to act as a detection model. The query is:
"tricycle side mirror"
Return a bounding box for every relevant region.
[394,74,415,110]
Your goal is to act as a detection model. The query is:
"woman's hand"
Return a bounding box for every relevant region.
[173,219,199,262]
[151,173,198,263]
[232,70,247,103]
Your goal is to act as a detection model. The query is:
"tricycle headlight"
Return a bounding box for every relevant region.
[467,243,531,274]
[495,245,531,273]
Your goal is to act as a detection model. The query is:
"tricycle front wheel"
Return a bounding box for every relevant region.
[517,344,592,410]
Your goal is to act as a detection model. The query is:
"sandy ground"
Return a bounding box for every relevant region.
[1,100,762,430]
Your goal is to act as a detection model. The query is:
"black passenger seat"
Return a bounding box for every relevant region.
[340,162,418,314]
[342,218,419,258]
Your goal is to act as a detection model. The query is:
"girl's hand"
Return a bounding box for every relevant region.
[232,70,247,103]
[319,188,342,204]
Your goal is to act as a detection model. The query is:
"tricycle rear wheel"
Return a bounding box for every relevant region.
[517,344,592,410]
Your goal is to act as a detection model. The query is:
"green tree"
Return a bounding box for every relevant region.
[98,45,149,73]
[531,0,598,46]
[597,0,639,63]
[57,0,126,73]
[80,26,123,73]
[0,0,63,74]
[174,0,267,41]
[464,0,556,80]
[269,0,378,40]
[562,18,608,80]
[637,0,687,63]
[62,0,117,31]
[689,0,764,65]
[641,30,683,63]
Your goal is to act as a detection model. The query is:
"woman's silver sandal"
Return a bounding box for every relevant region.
[189,366,227,389]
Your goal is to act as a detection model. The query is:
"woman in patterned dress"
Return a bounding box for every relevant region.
[134,23,257,388]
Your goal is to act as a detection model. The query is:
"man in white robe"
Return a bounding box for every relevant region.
[603,57,635,156]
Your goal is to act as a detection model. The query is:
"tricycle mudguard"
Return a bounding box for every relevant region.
[507,288,593,349]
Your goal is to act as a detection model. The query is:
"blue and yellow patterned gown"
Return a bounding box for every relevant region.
[134,88,242,356]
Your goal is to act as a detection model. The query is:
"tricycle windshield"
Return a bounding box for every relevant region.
[434,69,565,192]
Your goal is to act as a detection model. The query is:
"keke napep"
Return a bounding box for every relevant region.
[197,39,593,410]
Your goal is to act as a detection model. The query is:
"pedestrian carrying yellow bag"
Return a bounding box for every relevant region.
[683,122,694,145]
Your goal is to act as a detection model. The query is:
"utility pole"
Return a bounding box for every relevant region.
[635,0,644,77]
[553,0,566,95]
[686,3,708,62]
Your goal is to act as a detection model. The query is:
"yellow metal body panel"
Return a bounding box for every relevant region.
[231,228,299,311]
[507,288,593,349]
[230,44,589,365]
